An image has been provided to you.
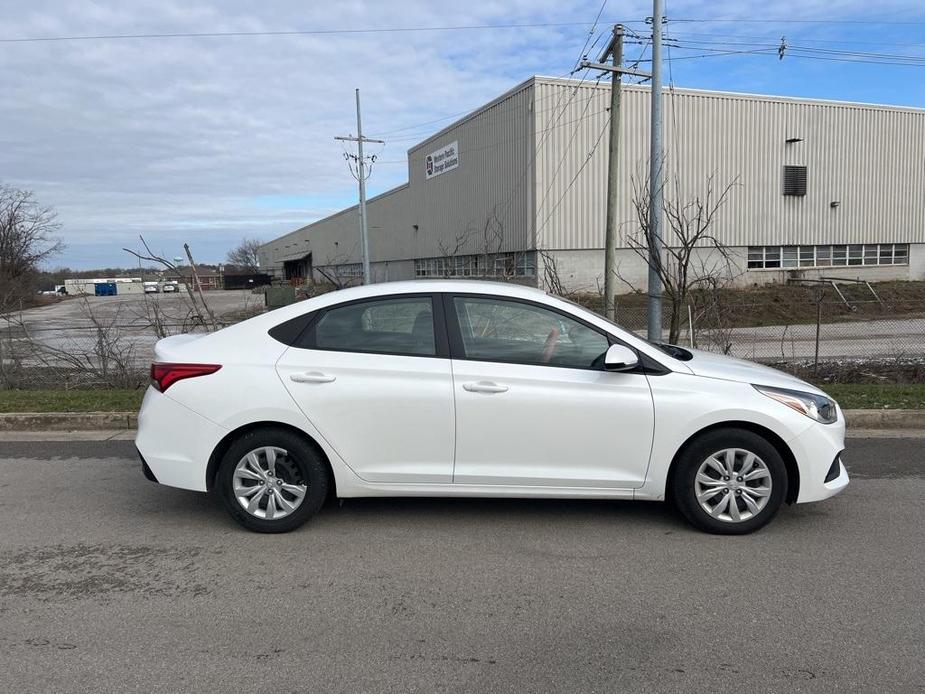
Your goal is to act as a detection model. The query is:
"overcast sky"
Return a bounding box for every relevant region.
[2,0,924,269]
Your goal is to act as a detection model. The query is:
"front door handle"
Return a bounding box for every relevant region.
[290,371,336,384]
[463,381,509,394]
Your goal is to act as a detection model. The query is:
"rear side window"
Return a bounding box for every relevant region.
[303,296,436,356]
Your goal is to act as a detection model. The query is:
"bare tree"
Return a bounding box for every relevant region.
[123,236,217,330]
[226,237,262,271]
[435,206,526,281]
[0,184,63,309]
[539,249,568,297]
[315,264,362,290]
[626,171,740,344]
[312,244,364,290]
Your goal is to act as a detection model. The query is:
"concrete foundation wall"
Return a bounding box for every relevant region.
[543,245,923,294]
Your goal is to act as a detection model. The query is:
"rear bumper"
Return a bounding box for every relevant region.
[136,446,159,483]
[134,387,227,492]
[788,417,850,503]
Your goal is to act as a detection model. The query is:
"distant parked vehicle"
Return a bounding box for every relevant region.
[143,282,160,294]
[162,282,178,293]
[136,280,848,535]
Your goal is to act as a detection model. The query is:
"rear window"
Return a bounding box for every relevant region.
[302,296,436,357]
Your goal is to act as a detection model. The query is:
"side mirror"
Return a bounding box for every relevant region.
[604,344,639,372]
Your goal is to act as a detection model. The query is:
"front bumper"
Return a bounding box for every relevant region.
[787,416,850,503]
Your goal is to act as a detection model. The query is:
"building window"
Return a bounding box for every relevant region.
[783,165,807,196]
[316,263,363,278]
[414,252,535,278]
[747,244,909,270]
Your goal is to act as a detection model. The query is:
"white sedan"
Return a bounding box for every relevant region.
[136,280,848,534]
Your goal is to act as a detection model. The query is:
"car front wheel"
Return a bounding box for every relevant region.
[671,428,788,534]
[217,428,329,533]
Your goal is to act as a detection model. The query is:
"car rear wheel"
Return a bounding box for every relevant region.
[671,428,787,535]
[217,428,329,533]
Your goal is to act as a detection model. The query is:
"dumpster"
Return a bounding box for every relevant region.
[95,282,117,296]
[264,285,296,309]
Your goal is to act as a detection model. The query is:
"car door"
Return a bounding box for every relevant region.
[276,293,455,484]
[446,294,655,488]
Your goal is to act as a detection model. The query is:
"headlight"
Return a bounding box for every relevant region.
[753,384,838,424]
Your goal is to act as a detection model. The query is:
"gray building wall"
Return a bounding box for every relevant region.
[260,79,537,278]
[543,246,925,293]
[533,78,925,251]
[261,76,925,289]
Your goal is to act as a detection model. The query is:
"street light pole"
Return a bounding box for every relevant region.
[647,0,665,341]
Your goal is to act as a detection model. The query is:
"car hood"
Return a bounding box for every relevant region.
[680,347,824,394]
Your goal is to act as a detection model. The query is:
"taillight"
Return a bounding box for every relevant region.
[150,362,222,392]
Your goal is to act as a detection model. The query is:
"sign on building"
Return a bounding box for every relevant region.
[424,141,459,180]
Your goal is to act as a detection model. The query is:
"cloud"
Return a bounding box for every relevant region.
[1,0,923,268]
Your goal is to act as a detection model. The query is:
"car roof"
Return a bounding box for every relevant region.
[310,279,549,302]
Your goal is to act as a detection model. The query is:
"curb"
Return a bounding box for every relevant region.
[843,409,925,430]
[0,409,922,432]
[0,412,138,432]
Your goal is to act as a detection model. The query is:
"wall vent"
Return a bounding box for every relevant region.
[783,165,807,196]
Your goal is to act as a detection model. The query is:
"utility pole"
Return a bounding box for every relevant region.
[603,25,624,322]
[647,0,665,341]
[335,89,384,285]
[579,28,649,323]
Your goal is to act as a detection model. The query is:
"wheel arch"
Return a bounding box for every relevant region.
[206,421,337,498]
[665,421,800,504]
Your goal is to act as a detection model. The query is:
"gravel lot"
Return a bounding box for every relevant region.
[1,290,261,367]
[6,289,923,364]
[0,436,923,693]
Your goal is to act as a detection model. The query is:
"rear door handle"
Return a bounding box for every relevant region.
[463,381,508,394]
[290,372,336,384]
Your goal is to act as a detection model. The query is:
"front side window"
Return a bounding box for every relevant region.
[452,297,609,369]
[308,296,435,356]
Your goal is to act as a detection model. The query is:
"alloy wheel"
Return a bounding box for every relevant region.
[694,448,772,523]
[232,446,308,520]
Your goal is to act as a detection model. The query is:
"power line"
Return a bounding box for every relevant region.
[5,16,925,44]
[492,15,612,231]
[669,30,925,50]
[670,17,925,26]
[648,47,779,62]
[640,41,925,66]
[534,77,604,220]
[667,37,925,62]
[0,20,643,44]
[372,105,611,163]
[534,117,611,240]
[778,52,925,67]
[575,0,610,63]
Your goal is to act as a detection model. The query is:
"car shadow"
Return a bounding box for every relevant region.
[133,480,690,534]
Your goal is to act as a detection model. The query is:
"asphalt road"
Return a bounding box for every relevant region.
[631,317,925,361]
[1,438,923,693]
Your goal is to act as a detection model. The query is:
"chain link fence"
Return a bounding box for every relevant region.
[611,296,925,383]
[2,291,923,389]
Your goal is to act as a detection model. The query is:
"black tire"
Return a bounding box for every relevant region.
[217,427,329,533]
[671,428,788,535]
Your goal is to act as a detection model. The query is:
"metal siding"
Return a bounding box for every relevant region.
[261,77,925,274]
[260,82,537,270]
[534,78,925,250]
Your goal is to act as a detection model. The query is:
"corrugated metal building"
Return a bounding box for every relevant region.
[260,76,925,290]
